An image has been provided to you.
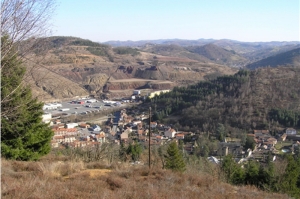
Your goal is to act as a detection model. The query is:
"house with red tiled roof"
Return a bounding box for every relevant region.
[79,123,90,129]
[175,133,185,140]
[53,135,76,143]
[251,130,277,148]
[54,136,64,143]
[53,128,78,137]
[51,123,65,130]
[265,137,277,146]
[95,132,106,143]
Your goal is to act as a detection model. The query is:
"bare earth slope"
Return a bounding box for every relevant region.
[24,36,237,101]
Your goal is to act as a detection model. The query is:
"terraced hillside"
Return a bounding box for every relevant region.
[23,36,237,101]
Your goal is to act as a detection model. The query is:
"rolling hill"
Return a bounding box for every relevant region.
[22,36,237,101]
[20,36,300,101]
[186,43,248,67]
[246,47,300,69]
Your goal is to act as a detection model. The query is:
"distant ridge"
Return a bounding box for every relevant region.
[246,47,300,69]
[103,38,300,48]
[103,38,216,47]
[186,43,247,66]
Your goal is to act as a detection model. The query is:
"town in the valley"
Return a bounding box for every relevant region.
[43,89,300,165]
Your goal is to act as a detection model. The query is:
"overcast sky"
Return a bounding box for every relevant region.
[51,0,299,42]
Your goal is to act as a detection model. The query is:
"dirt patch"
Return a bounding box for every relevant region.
[65,169,112,179]
[108,78,154,83]
[156,56,198,63]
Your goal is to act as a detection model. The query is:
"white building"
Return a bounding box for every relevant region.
[65,123,78,129]
[132,120,142,126]
[92,125,101,131]
[164,128,176,138]
[43,103,62,110]
[42,113,52,123]
[86,99,97,103]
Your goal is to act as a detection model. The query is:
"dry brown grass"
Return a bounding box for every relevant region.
[1,157,290,199]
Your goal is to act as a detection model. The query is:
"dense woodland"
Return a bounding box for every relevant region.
[148,67,300,136]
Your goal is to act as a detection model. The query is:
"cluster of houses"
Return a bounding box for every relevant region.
[105,109,195,150]
[208,128,299,164]
[46,104,299,165]
[50,120,105,148]
[48,108,196,152]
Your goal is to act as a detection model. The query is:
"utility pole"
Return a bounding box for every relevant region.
[148,106,151,169]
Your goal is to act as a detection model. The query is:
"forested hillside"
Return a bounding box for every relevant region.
[148,67,300,135]
[246,48,300,69]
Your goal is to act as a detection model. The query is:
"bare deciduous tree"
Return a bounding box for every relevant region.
[1,0,56,64]
[1,0,56,114]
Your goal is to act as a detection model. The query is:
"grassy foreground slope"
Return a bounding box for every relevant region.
[1,156,289,199]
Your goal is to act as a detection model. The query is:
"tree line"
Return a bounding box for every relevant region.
[221,154,300,198]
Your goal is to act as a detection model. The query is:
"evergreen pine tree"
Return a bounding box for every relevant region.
[216,123,225,141]
[221,154,245,184]
[244,135,255,150]
[119,142,128,162]
[165,141,186,172]
[126,141,143,162]
[245,160,259,186]
[280,155,300,197]
[1,36,53,161]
